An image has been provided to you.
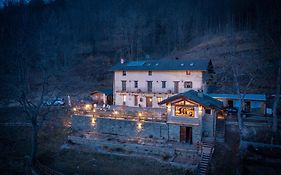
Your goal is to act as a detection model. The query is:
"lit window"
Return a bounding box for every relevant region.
[134,81,138,88]
[123,95,126,102]
[122,95,126,105]
[186,70,191,75]
[148,70,152,76]
[162,81,166,88]
[157,97,163,103]
[184,81,192,88]
[122,70,126,76]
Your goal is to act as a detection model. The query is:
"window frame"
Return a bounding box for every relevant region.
[184,81,193,88]
[147,81,153,92]
[161,81,166,88]
[121,80,126,91]
[122,70,126,76]
[148,70,152,76]
[134,81,138,88]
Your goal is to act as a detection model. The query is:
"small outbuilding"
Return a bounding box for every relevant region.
[90,89,113,105]
[208,94,266,114]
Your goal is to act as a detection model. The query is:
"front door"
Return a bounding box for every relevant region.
[146,97,152,107]
[134,95,138,106]
[180,126,192,144]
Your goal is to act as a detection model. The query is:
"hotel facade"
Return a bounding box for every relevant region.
[111,59,214,108]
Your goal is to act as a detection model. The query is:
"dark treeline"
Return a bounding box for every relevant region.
[0,0,280,96]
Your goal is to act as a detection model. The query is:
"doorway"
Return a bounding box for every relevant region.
[134,95,138,106]
[146,97,152,107]
[180,126,192,144]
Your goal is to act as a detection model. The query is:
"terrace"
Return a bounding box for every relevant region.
[72,104,168,122]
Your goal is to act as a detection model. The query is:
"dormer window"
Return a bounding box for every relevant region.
[122,70,126,76]
[186,70,191,75]
[148,70,152,76]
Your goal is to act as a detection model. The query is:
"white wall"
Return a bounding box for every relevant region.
[113,70,205,108]
[114,70,204,93]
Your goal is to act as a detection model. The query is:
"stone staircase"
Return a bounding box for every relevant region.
[197,141,214,175]
[216,119,225,143]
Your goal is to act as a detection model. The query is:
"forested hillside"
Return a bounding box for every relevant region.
[0,0,280,99]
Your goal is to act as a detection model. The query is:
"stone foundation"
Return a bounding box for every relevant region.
[71,115,202,144]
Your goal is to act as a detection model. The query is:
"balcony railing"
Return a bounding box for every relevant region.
[72,105,168,123]
[115,89,177,95]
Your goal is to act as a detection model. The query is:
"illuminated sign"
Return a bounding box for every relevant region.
[175,106,194,117]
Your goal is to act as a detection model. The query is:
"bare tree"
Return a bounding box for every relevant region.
[231,59,255,133]
[16,57,52,166]
[272,58,281,132]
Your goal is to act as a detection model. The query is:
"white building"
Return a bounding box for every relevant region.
[111,59,214,108]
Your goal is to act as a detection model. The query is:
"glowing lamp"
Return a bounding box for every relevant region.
[137,122,142,130]
[198,106,203,116]
[84,104,92,111]
[167,104,171,112]
[113,111,119,115]
[91,118,96,125]
[73,107,77,112]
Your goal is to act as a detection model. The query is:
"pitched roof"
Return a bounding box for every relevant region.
[111,59,210,71]
[159,90,223,109]
[208,94,266,101]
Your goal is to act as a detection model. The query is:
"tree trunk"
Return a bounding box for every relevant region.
[31,121,38,166]
[272,58,281,132]
[237,98,244,134]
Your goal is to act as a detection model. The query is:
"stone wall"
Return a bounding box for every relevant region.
[202,114,215,137]
[71,115,202,144]
[71,115,93,131]
[72,115,169,140]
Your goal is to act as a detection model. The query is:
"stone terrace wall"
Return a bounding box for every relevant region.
[71,115,169,140]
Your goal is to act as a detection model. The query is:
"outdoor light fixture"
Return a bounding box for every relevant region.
[138,112,142,117]
[198,106,203,116]
[84,104,92,111]
[73,107,77,112]
[167,104,171,112]
[91,117,96,125]
[113,111,119,115]
[137,122,143,131]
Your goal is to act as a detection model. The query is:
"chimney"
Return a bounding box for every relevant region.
[120,58,125,64]
[198,90,203,97]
